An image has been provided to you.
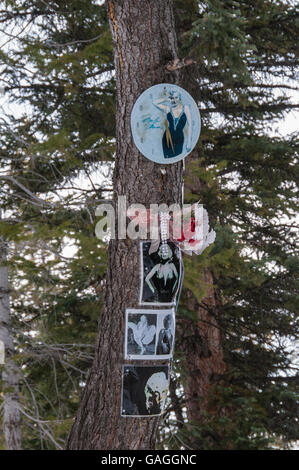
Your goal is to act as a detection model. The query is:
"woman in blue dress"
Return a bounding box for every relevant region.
[154,89,192,159]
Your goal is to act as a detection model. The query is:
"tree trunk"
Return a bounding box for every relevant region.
[0,236,22,450]
[179,269,226,425]
[174,145,227,437]
[67,0,183,450]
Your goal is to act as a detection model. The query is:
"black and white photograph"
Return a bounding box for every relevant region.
[156,312,175,356]
[126,310,157,357]
[125,309,175,360]
[140,241,182,305]
[121,365,169,417]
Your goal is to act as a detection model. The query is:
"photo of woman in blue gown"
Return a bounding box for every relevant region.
[154,89,192,159]
[131,83,201,164]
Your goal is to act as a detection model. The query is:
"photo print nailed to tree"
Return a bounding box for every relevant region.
[131,83,201,164]
[121,365,169,417]
[140,241,182,306]
[125,309,175,360]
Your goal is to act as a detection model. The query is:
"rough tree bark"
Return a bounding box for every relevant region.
[179,153,227,434]
[178,270,226,423]
[67,0,183,450]
[0,234,22,450]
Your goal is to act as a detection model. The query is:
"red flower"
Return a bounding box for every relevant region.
[175,217,196,243]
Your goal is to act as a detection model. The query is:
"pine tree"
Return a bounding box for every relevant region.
[0,0,111,448]
[160,0,299,450]
[0,227,22,449]
[67,0,184,450]
[0,0,298,450]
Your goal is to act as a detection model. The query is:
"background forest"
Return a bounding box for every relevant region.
[0,0,298,450]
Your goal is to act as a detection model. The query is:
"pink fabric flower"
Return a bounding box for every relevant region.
[127,204,215,256]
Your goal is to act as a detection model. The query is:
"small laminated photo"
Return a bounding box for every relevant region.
[125,309,175,360]
[140,240,182,306]
[121,365,169,417]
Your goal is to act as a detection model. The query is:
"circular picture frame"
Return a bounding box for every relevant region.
[131,83,201,164]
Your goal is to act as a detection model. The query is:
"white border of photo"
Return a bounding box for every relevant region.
[120,364,170,418]
[124,308,175,360]
[139,240,183,306]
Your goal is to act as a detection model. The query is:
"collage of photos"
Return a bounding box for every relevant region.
[125,309,175,360]
[121,241,183,417]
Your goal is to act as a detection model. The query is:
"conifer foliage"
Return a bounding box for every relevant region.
[0,0,298,449]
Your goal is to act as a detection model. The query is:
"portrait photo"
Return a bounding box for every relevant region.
[121,365,169,417]
[156,312,175,356]
[130,83,201,164]
[140,241,182,306]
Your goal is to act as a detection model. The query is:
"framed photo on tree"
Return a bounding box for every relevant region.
[139,240,182,306]
[121,365,170,417]
[124,308,175,360]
